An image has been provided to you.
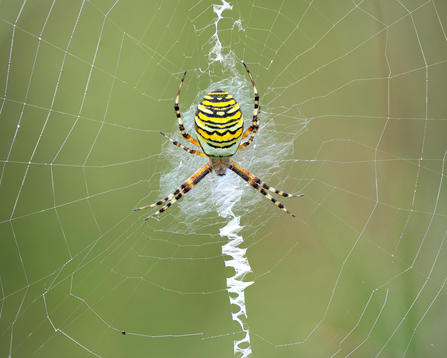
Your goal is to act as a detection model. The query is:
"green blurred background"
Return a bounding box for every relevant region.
[1,0,447,357]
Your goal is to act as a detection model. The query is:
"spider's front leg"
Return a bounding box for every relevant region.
[174,71,201,148]
[237,104,260,152]
[237,62,260,152]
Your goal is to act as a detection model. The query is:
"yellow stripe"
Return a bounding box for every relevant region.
[201,99,235,107]
[207,91,230,96]
[197,104,213,114]
[226,105,240,113]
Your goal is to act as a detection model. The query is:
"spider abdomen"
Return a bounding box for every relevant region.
[194,90,243,158]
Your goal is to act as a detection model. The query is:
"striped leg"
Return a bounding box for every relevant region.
[237,104,260,151]
[231,161,304,198]
[240,62,260,143]
[160,132,207,158]
[229,160,304,217]
[134,162,212,220]
[174,71,201,148]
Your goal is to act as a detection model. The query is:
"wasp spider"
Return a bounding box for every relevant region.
[135,62,304,220]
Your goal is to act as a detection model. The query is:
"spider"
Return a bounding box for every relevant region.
[134,62,304,220]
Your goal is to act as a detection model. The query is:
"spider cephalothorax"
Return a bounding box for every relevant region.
[135,62,304,220]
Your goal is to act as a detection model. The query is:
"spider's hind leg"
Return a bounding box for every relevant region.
[134,162,212,220]
[229,160,304,217]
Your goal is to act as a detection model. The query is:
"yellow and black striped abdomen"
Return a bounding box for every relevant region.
[194,90,243,158]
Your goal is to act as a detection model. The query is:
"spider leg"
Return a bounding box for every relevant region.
[237,104,260,151]
[229,160,304,217]
[240,62,260,143]
[134,162,212,220]
[231,161,304,198]
[160,132,207,157]
[174,71,201,148]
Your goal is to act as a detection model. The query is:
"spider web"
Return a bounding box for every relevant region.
[1,0,447,357]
